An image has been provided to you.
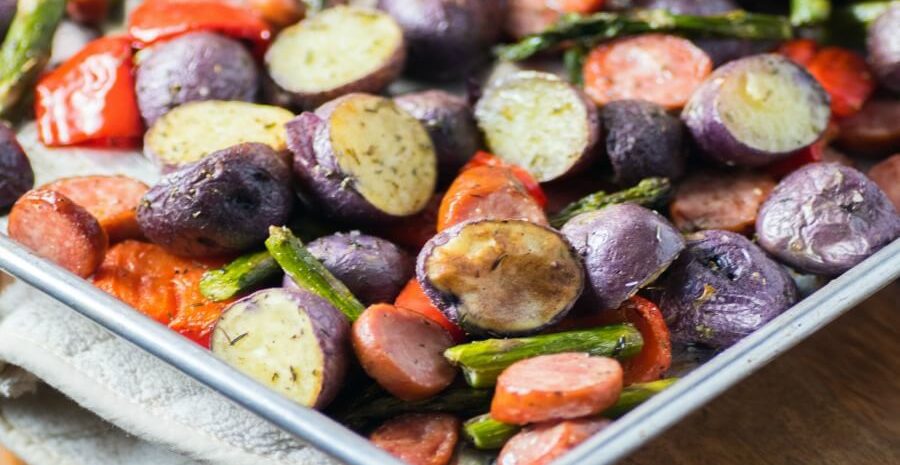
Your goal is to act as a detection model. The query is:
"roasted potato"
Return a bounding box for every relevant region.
[0,123,34,210]
[867,5,900,93]
[600,100,685,186]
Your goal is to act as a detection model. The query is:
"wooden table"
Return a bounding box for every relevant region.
[622,282,900,465]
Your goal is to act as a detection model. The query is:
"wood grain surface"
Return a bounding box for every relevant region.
[622,282,900,465]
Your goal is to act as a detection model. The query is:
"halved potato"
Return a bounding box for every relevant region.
[475,72,599,183]
[211,288,350,409]
[265,6,405,110]
[144,101,294,170]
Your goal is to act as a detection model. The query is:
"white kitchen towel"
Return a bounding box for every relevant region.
[0,125,340,465]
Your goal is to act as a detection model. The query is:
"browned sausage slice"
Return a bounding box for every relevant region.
[491,353,623,425]
[8,189,108,277]
[370,413,460,465]
[352,303,456,401]
[497,417,611,465]
[670,170,776,234]
[868,154,900,211]
[836,99,900,158]
[42,175,149,242]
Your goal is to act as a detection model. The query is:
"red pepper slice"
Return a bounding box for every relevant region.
[462,151,548,208]
[128,0,272,53]
[776,39,818,67]
[35,36,144,148]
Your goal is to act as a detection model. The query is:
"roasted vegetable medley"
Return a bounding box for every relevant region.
[1,0,899,464]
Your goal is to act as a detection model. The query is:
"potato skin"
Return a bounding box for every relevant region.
[561,204,685,311]
[283,231,413,305]
[659,230,798,348]
[867,5,900,94]
[600,100,685,186]
[377,0,506,81]
[135,32,259,126]
[756,163,900,276]
[0,123,34,210]
[0,0,13,38]
[394,90,481,176]
[682,54,830,167]
[137,143,294,257]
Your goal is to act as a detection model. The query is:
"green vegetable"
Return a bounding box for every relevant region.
[444,324,643,388]
[563,43,588,85]
[550,177,672,229]
[265,226,365,321]
[335,385,494,431]
[462,378,678,450]
[496,10,793,62]
[840,1,900,24]
[0,0,66,115]
[791,0,831,26]
[200,251,281,302]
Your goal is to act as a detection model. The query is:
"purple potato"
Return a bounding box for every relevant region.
[394,90,481,176]
[135,32,259,126]
[264,6,406,111]
[417,219,584,337]
[286,93,437,224]
[600,100,685,186]
[0,0,13,38]
[756,162,900,276]
[867,5,900,94]
[561,204,685,311]
[284,231,413,305]
[0,123,33,210]
[211,288,350,409]
[376,0,506,81]
[137,143,294,257]
[692,38,776,67]
[659,229,798,348]
[683,54,831,167]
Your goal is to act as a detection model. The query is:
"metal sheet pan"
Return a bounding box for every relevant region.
[1,126,899,465]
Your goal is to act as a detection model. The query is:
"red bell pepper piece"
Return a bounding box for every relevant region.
[766,121,839,178]
[35,36,143,148]
[462,151,548,208]
[128,0,272,53]
[776,39,818,67]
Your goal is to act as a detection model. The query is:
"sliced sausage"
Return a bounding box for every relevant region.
[438,165,547,232]
[670,170,776,234]
[497,417,611,465]
[8,189,108,277]
[869,154,900,211]
[0,123,34,210]
[352,304,457,401]
[836,99,900,158]
[490,353,623,425]
[42,175,149,242]
[370,413,460,465]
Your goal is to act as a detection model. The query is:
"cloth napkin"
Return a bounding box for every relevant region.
[0,125,340,465]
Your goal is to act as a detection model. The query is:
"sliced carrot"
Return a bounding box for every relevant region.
[583,34,712,110]
[462,151,547,208]
[497,417,611,465]
[370,413,460,465]
[42,175,149,242]
[551,296,671,385]
[805,47,875,119]
[395,279,466,343]
[491,353,623,425]
[438,165,547,232]
[776,39,818,67]
[92,240,232,347]
[8,189,108,278]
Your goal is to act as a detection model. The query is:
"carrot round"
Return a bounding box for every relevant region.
[462,151,547,208]
[490,353,623,425]
[370,413,460,465]
[438,165,547,232]
[497,417,611,465]
[42,175,149,242]
[805,47,875,118]
[92,240,231,347]
[583,34,712,110]
[395,279,466,343]
[8,189,108,278]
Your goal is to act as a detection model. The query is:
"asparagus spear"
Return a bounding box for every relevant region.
[463,378,678,450]
[496,10,793,62]
[550,177,672,229]
[563,43,588,85]
[335,386,494,431]
[839,1,899,24]
[790,0,831,26]
[0,0,66,115]
[444,324,643,388]
[265,226,365,321]
[200,251,281,302]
